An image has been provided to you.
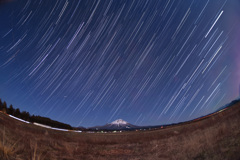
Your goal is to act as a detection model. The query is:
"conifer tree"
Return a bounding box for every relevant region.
[7,104,14,115]
[0,99,3,111]
[15,108,20,117]
[2,101,7,113]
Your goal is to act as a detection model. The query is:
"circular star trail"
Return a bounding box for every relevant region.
[0,0,239,127]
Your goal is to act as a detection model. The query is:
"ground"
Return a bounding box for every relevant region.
[0,101,240,160]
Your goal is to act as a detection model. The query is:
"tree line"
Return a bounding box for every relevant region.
[0,98,73,130]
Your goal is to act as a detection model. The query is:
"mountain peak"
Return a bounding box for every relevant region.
[110,119,128,125]
[89,119,139,130]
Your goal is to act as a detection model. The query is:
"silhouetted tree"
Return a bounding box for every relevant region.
[0,98,73,130]
[0,99,3,111]
[2,101,7,113]
[7,104,14,115]
[21,111,30,121]
[15,108,20,118]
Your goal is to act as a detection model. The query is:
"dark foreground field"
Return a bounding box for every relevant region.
[0,101,240,160]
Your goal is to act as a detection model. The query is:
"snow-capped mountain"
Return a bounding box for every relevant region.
[88,119,139,131]
[111,119,128,125]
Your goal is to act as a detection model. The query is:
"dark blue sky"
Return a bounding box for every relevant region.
[0,0,239,127]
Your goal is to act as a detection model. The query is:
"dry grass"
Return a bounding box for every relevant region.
[0,127,17,160]
[31,143,47,160]
[0,126,48,160]
[0,101,240,159]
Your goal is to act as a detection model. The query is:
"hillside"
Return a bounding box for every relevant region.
[0,100,240,160]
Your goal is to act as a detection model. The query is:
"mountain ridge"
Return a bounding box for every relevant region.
[88,119,139,131]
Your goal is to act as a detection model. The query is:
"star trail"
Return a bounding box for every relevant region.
[0,0,239,127]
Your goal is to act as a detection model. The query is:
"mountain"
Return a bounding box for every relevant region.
[88,119,139,131]
[74,126,86,131]
[215,99,240,112]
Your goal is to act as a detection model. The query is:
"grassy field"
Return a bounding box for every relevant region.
[0,101,240,160]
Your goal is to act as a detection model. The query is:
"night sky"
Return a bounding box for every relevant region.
[0,0,239,127]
